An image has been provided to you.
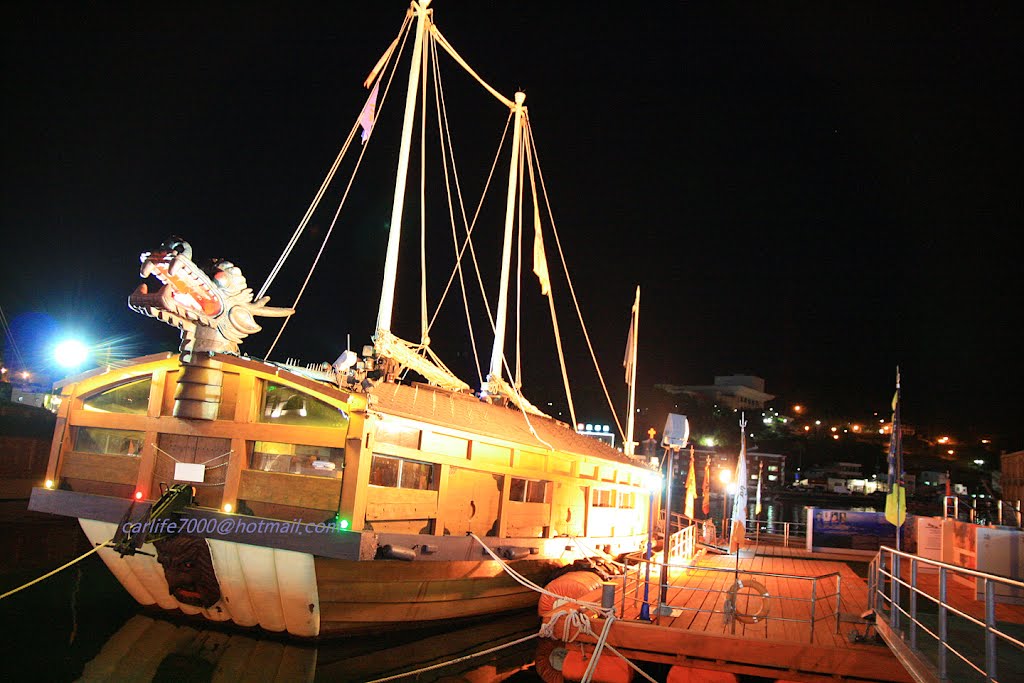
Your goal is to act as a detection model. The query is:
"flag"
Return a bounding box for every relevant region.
[532,205,551,295]
[730,415,748,551]
[358,82,379,144]
[684,446,697,519]
[884,367,906,528]
[702,454,711,516]
[623,287,639,384]
[755,460,763,516]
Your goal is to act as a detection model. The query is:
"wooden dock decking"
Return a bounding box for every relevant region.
[547,548,913,682]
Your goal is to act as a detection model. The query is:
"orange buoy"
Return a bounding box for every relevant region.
[562,648,633,683]
[539,571,604,616]
[534,638,568,683]
[666,666,739,683]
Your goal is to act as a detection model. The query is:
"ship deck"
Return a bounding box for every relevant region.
[548,547,913,682]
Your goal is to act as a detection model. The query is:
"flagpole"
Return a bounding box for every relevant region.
[624,286,640,456]
[485,89,527,393]
[376,0,431,338]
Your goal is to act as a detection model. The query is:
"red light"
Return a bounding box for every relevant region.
[134,491,143,500]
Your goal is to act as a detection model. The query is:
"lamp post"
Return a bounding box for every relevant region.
[719,468,732,543]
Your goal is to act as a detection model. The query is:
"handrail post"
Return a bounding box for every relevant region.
[985,578,997,681]
[909,558,918,650]
[890,552,900,631]
[938,566,948,679]
[809,577,818,643]
[784,522,790,548]
[835,573,842,635]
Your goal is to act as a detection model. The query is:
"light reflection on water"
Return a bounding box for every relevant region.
[1,551,544,683]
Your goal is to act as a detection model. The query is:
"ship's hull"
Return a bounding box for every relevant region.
[64,510,627,638]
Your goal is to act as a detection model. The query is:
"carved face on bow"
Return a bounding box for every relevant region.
[154,534,222,608]
[128,237,293,358]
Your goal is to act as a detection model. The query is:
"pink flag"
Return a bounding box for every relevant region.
[359,83,379,144]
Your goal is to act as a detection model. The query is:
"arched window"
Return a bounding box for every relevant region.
[82,378,152,415]
[259,382,349,429]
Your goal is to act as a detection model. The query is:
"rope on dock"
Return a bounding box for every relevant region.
[0,538,113,601]
[469,533,660,683]
[362,631,540,683]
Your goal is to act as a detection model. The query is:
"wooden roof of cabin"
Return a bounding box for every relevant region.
[369,381,640,467]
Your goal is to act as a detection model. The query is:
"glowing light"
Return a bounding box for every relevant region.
[830,426,837,433]
[793,405,803,413]
[832,434,839,440]
[973,459,984,465]
[337,519,350,530]
[134,491,144,500]
[804,425,810,432]
[814,420,821,426]
[937,436,949,444]
[54,339,89,368]
[44,479,54,489]
[719,469,732,485]
[223,503,233,513]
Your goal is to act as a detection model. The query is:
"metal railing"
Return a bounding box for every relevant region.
[869,546,1024,683]
[668,512,807,549]
[616,554,843,643]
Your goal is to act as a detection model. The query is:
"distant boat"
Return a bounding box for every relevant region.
[30,1,656,637]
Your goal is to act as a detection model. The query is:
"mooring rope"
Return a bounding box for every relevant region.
[363,631,539,683]
[0,538,113,601]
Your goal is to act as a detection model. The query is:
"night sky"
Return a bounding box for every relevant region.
[3,3,1020,444]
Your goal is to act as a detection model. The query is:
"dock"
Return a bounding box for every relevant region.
[546,546,907,682]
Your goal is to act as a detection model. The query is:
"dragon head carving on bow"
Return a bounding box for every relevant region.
[128,237,293,359]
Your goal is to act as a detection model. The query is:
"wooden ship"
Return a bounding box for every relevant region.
[28,0,658,638]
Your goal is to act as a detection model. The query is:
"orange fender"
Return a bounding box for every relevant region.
[562,648,633,683]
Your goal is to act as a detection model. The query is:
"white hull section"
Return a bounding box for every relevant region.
[79,519,321,637]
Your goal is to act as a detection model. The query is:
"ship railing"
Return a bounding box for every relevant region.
[724,517,807,549]
[616,555,843,643]
[869,545,1024,683]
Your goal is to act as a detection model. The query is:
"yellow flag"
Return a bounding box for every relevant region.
[532,205,551,296]
[885,484,906,527]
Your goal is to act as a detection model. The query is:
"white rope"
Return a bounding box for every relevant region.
[152,444,232,468]
[468,533,605,610]
[524,124,577,430]
[527,124,627,445]
[430,26,514,108]
[264,16,413,359]
[256,13,412,303]
[0,539,113,601]
[364,631,538,683]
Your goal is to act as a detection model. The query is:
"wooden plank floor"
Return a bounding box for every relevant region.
[550,544,915,682]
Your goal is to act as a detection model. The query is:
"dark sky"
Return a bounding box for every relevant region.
[2,3,1021,444]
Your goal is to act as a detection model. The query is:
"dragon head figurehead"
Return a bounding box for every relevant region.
[128,237,293,359]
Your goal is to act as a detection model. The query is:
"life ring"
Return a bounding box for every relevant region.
[725,579,770,624]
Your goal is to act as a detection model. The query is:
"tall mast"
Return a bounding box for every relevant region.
[625,286,640,456]
[376,0,431,338]
[486,90,527,390]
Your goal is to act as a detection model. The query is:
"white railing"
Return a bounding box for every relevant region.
[869,546,1024,683]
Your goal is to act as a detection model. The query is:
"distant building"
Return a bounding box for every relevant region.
[675,375,775,411]
[1002,450,1024,505]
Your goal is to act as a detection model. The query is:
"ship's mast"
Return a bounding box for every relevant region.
[486,91,527,393]
[375,0,431,339]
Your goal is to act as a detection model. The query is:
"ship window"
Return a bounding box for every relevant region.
[259,382,349,429]
[370,454,435,490]
[618,491,636,508]
[74,427,144,456]
[82,378,151,415]
[250,441,344,478]
[510,478,549,503]
[374,422,420,449]
[592,489,615,508]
